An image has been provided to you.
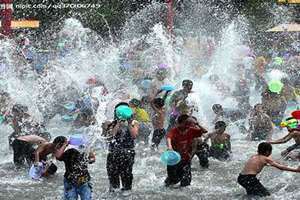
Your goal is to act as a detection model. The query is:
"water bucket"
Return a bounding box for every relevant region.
[161,84,175,92]
[29,163,45,180]
[69,134,86,146]
[160,150,181,166]
[115,105,133,120]
[268,80,283,94]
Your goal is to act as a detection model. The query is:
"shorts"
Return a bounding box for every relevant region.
[237,174,270,197]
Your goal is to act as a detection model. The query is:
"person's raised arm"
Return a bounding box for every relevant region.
[34,144,46,166]
[167,137,173,150]
[129,120,139,139]
[267,157,300,172]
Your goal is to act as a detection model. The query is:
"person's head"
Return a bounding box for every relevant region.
[176,114,190,131]
[141,96,150,107]
[53,136,67,149]
[255,56,266,74]
[215,121,226,133]
[185,116,198,127]
[129,98,141,108]
[155,68,168,81]
[257,142,272,156]
[182,79,193,93]
[153,98,165,109]
[254,103,263,112]
[212,104,223,114]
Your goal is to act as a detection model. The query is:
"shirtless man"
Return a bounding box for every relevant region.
[238,142,300,197]
[151,97,166,148]
[269,118,300,160]
[34,136,68,166]
[12,134,49,168]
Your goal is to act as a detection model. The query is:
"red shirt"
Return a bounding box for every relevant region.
[167,127,204,161]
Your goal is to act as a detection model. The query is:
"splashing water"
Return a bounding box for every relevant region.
[0,1,299,200]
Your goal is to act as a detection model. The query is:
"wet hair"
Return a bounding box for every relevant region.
[176,114,190,125]
[129,98,141,107]
[153,98,164,108]
[182,79,193,87]
[212,104,223,112]
[53,136,67,148]
[258,142,272,156]
[215,121,226,130]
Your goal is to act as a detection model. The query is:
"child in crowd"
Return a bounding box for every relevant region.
[106,104,139,192]
[56,138,96,200]
[204,121,231,161]
[151,97,166,148]
[165,114,207,187]
[238,142,300,197]
[129,98,151,144]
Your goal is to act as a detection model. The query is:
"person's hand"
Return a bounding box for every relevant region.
[167,146,173,151]
[34,161,39,167]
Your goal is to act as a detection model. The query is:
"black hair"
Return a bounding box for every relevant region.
[177,114,190,124]
[212,104,222,112]
[258,142,272,156]
[53,136,67,147]
[182,79,193,87]
[129,98,141,107]
[46,163,57,175]
[153,98,165,108]
[215,121,226,129]
[285,117,295,121]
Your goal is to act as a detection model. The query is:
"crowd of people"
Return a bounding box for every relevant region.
[0,33,300,199]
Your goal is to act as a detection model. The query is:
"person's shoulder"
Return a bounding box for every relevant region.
[224,133,231,139]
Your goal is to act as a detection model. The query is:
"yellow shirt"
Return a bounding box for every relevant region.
[134,108,150,123]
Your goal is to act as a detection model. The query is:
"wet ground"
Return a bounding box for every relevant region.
[0,124,300,200]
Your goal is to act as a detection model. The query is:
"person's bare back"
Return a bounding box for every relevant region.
[241,154,268,175]
[18,135,47,145]
[152,108,165,130]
